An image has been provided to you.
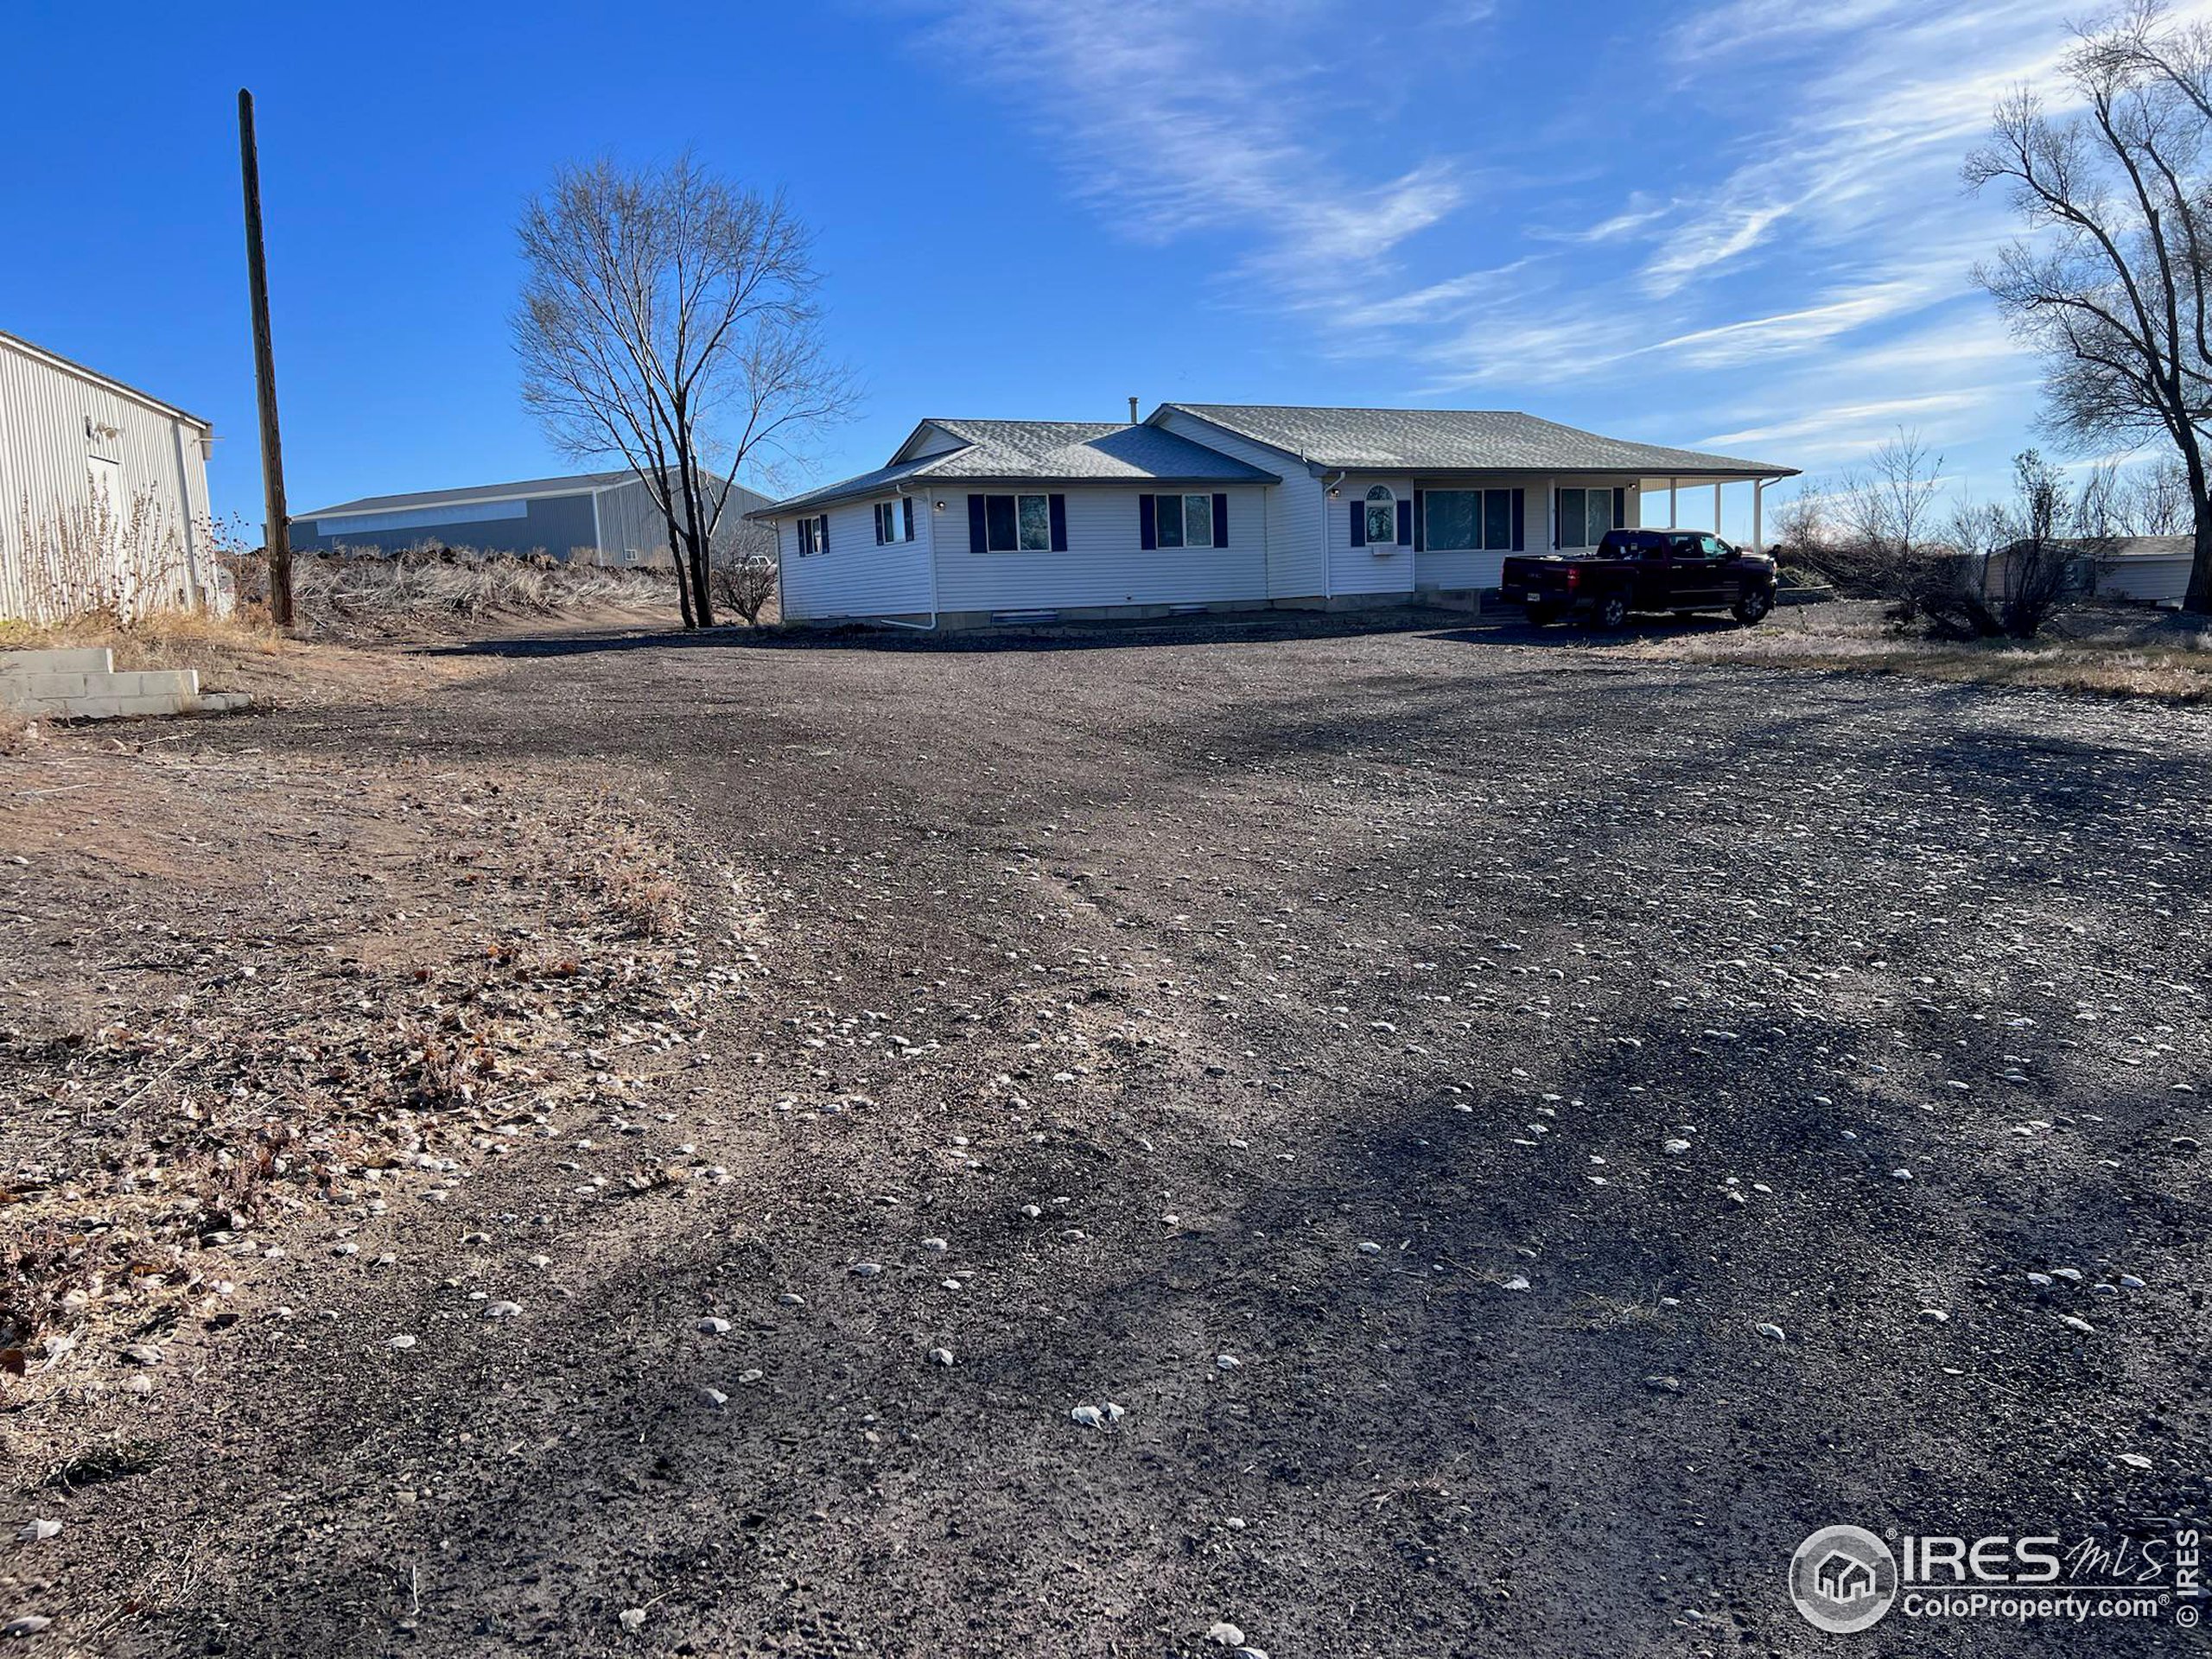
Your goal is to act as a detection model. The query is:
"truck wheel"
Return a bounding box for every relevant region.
[1732,589,1773,625]
[1592,592,1631,630]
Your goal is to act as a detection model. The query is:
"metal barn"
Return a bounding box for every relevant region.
[290,471,772,565]
[0,328,217,620]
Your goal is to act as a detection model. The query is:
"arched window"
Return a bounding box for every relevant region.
[1365,484,1396,547]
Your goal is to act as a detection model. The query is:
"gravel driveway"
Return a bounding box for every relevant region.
[7,617,2209,1656]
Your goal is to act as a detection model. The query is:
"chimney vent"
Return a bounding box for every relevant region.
[1127,396,1139,423]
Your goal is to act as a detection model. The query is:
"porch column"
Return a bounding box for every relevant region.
[1668,476,1678,528]
[1713,480,1724,537]
[1751,480,1765,556]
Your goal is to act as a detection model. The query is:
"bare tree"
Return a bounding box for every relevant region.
[2071,457,2129,536]
[2128,452,2194,531]
[515,156,855,626]
[1966,0,2212,613]
[1769,489,1834,563]
[1801,429,1947,600]
[1916,450,2082,639]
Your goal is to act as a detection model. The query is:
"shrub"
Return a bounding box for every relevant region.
[709,556,779,626]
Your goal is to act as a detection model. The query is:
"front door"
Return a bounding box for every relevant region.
[86,454,124,526]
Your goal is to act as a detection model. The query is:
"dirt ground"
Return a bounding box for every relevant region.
[3,610,2209,1657]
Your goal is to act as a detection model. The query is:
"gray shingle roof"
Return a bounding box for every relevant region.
[2062,534,2192,560]
[753,419,1277,516]
[297,469,759,521]
[1162,404,1797,479]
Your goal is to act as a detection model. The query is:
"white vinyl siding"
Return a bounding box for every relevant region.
[1151,410,1320,600]
[2098,555,2191,604]
[1325,475,1416,597]
[932,486,1266,612]
[777,495,933,620]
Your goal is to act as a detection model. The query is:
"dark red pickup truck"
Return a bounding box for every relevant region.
[1500,529,1778,628]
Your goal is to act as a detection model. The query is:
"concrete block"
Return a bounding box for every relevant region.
[115,693,191,717]
[0,671,90,708]
[0,646,113,676]
[108,669,200,699]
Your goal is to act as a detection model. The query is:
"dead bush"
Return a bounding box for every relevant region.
[573,823,688,938]
[7,487,214,625]
[709,556,779,626]
[272,546,674,634]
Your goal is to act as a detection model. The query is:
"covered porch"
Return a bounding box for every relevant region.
[1638,473,1787,555]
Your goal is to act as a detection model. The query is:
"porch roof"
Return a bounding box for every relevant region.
[1156,404,1796,480]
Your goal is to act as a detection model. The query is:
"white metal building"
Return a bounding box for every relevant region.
[752,404,1796,628]
[0,328,216,621]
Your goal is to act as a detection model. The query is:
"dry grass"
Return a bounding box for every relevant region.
[573,822,689,938]
[286,548,676,639]
[1611,600,2212,702]
[0,606,294,696]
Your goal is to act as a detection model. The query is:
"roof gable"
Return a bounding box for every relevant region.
[753,418,1275,516]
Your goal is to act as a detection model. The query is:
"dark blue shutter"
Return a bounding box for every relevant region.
[873,503,884,545]
[1048,493,1068,551]
[1552,490,1561,550]
[1211,493,1228,548]
[1510,489,1525,551]
[1350,500,1366,547]
[1412,490,1425,552]
[1139,493,1157,550]
[1397,498,1413,547]
[1612,486,1626,530]
[902,498,914,541]
[967,494,987,554]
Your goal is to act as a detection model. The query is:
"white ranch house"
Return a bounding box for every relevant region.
[752,404,1796,628]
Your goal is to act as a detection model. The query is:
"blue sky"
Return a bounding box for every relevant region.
[0,0,2111,540]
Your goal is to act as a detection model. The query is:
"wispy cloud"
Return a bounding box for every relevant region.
[1700,391,1997,453]
[912,0,1477,308]
[893,0,2194,487]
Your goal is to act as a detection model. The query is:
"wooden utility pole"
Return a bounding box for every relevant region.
[237,89,292,626]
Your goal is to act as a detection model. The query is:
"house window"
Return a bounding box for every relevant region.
[1556,487,1619,548]
[1017,493,1052,551]
[1154,492,1215,549]
[981,493,1052,551]
[1422,489,1518,552]
[874,499,912,543]
[796,514,828,556]
[1365,485,1396,547]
